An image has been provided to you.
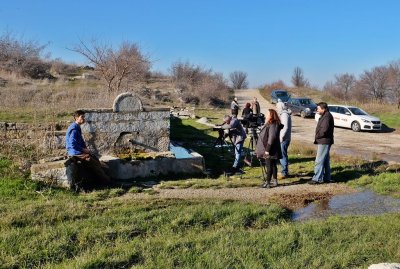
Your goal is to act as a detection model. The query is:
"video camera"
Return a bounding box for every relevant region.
[213,125,232,138]
[241,113,265,128]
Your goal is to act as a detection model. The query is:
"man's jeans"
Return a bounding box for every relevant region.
[280,140,290,176]
[233,142,244,168]
[312,144,331,182]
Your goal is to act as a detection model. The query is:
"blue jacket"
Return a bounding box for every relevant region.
[66,122,87,156]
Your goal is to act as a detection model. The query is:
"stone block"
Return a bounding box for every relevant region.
[31,158,77,188]
[113,92,143,112]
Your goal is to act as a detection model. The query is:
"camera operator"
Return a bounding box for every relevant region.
[241,102,253,133]
[222,115,247,173]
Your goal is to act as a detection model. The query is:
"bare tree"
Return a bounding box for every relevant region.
[170,60,229,106]
[388,61,400,108]
[229,70,248,89]
[359,66,389,102]
[71,39,151,92]
[0,31,50,78]
[291,67,310,88]
[170,61,204,89]
[323,80,338,96]
[333,73,356,101]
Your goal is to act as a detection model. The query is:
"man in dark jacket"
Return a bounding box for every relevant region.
[309,102,334,184]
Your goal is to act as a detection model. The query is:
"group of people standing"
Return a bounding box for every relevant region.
[224,97,261,173]
[66,96,333,190]
[225,96,334,188]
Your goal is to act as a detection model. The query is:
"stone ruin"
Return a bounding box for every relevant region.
[31,92,205,188]
[80,92,170,156]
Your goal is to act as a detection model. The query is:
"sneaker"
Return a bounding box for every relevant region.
[325,179,335,183]
[229,167,243,175]
[261,182,270,188]
[236,168,245,175]
[307,180,322,185]
[271,179,278,187]
[278,174,286,180]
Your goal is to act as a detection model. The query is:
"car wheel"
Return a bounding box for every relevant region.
[351,121,361,132]
[300,110,306,118]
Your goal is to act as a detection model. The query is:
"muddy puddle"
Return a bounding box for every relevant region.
[292,190,400,221]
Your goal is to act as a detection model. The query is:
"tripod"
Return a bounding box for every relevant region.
[244,126,259,166]
[244,125,268,181]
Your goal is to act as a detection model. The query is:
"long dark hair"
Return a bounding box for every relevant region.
[267,109,281,125]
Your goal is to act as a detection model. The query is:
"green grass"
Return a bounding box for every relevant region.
[349,172,400,198]
[1,106,400,268]
[375,112,400,129]
[0,110,71,123]
[1,165,400,268]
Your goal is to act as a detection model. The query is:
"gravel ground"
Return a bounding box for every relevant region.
[235,89,400,164]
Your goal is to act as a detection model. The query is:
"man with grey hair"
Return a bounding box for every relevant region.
[276,99,292,179]
[252,97,261,116]
[222,114,247,173]
[231,97,239,117]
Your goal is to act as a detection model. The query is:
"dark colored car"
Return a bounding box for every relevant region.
[270,89,290,104]
[286,97,317,118]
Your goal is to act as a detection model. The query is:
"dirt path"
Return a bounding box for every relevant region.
[153,184,354,210]
[235,89,400,164]
[129,183,354,210]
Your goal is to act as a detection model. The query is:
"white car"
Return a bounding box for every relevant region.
[315,105,382,132]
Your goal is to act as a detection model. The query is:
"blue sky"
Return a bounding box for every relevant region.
[2,0,400,87]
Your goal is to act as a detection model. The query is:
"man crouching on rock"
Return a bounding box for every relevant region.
[66,110,111,187]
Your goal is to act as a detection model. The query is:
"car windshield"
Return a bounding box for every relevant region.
[276,92,288,97]
[348,107,368,115]
[299,99,314,105]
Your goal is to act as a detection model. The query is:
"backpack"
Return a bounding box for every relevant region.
[255,125,268,158]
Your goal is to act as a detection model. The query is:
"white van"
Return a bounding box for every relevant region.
[315,105,382,132]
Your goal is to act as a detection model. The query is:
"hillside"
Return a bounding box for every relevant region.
[0,71,178,123]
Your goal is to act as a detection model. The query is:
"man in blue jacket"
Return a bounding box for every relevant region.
[66,110,111,185]
[222,115,247,173]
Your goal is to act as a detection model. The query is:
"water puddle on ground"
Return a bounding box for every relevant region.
[292,190,400,221]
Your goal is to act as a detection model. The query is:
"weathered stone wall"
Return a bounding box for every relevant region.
[80,93,170,156]
[31,152,205,188]
[82,109,170,155]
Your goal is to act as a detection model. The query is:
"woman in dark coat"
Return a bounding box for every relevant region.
[256,109,283,188]
[241,102,253,133]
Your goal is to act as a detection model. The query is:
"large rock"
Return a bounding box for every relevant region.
[31,158,78,188]
[369,263,400,269]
